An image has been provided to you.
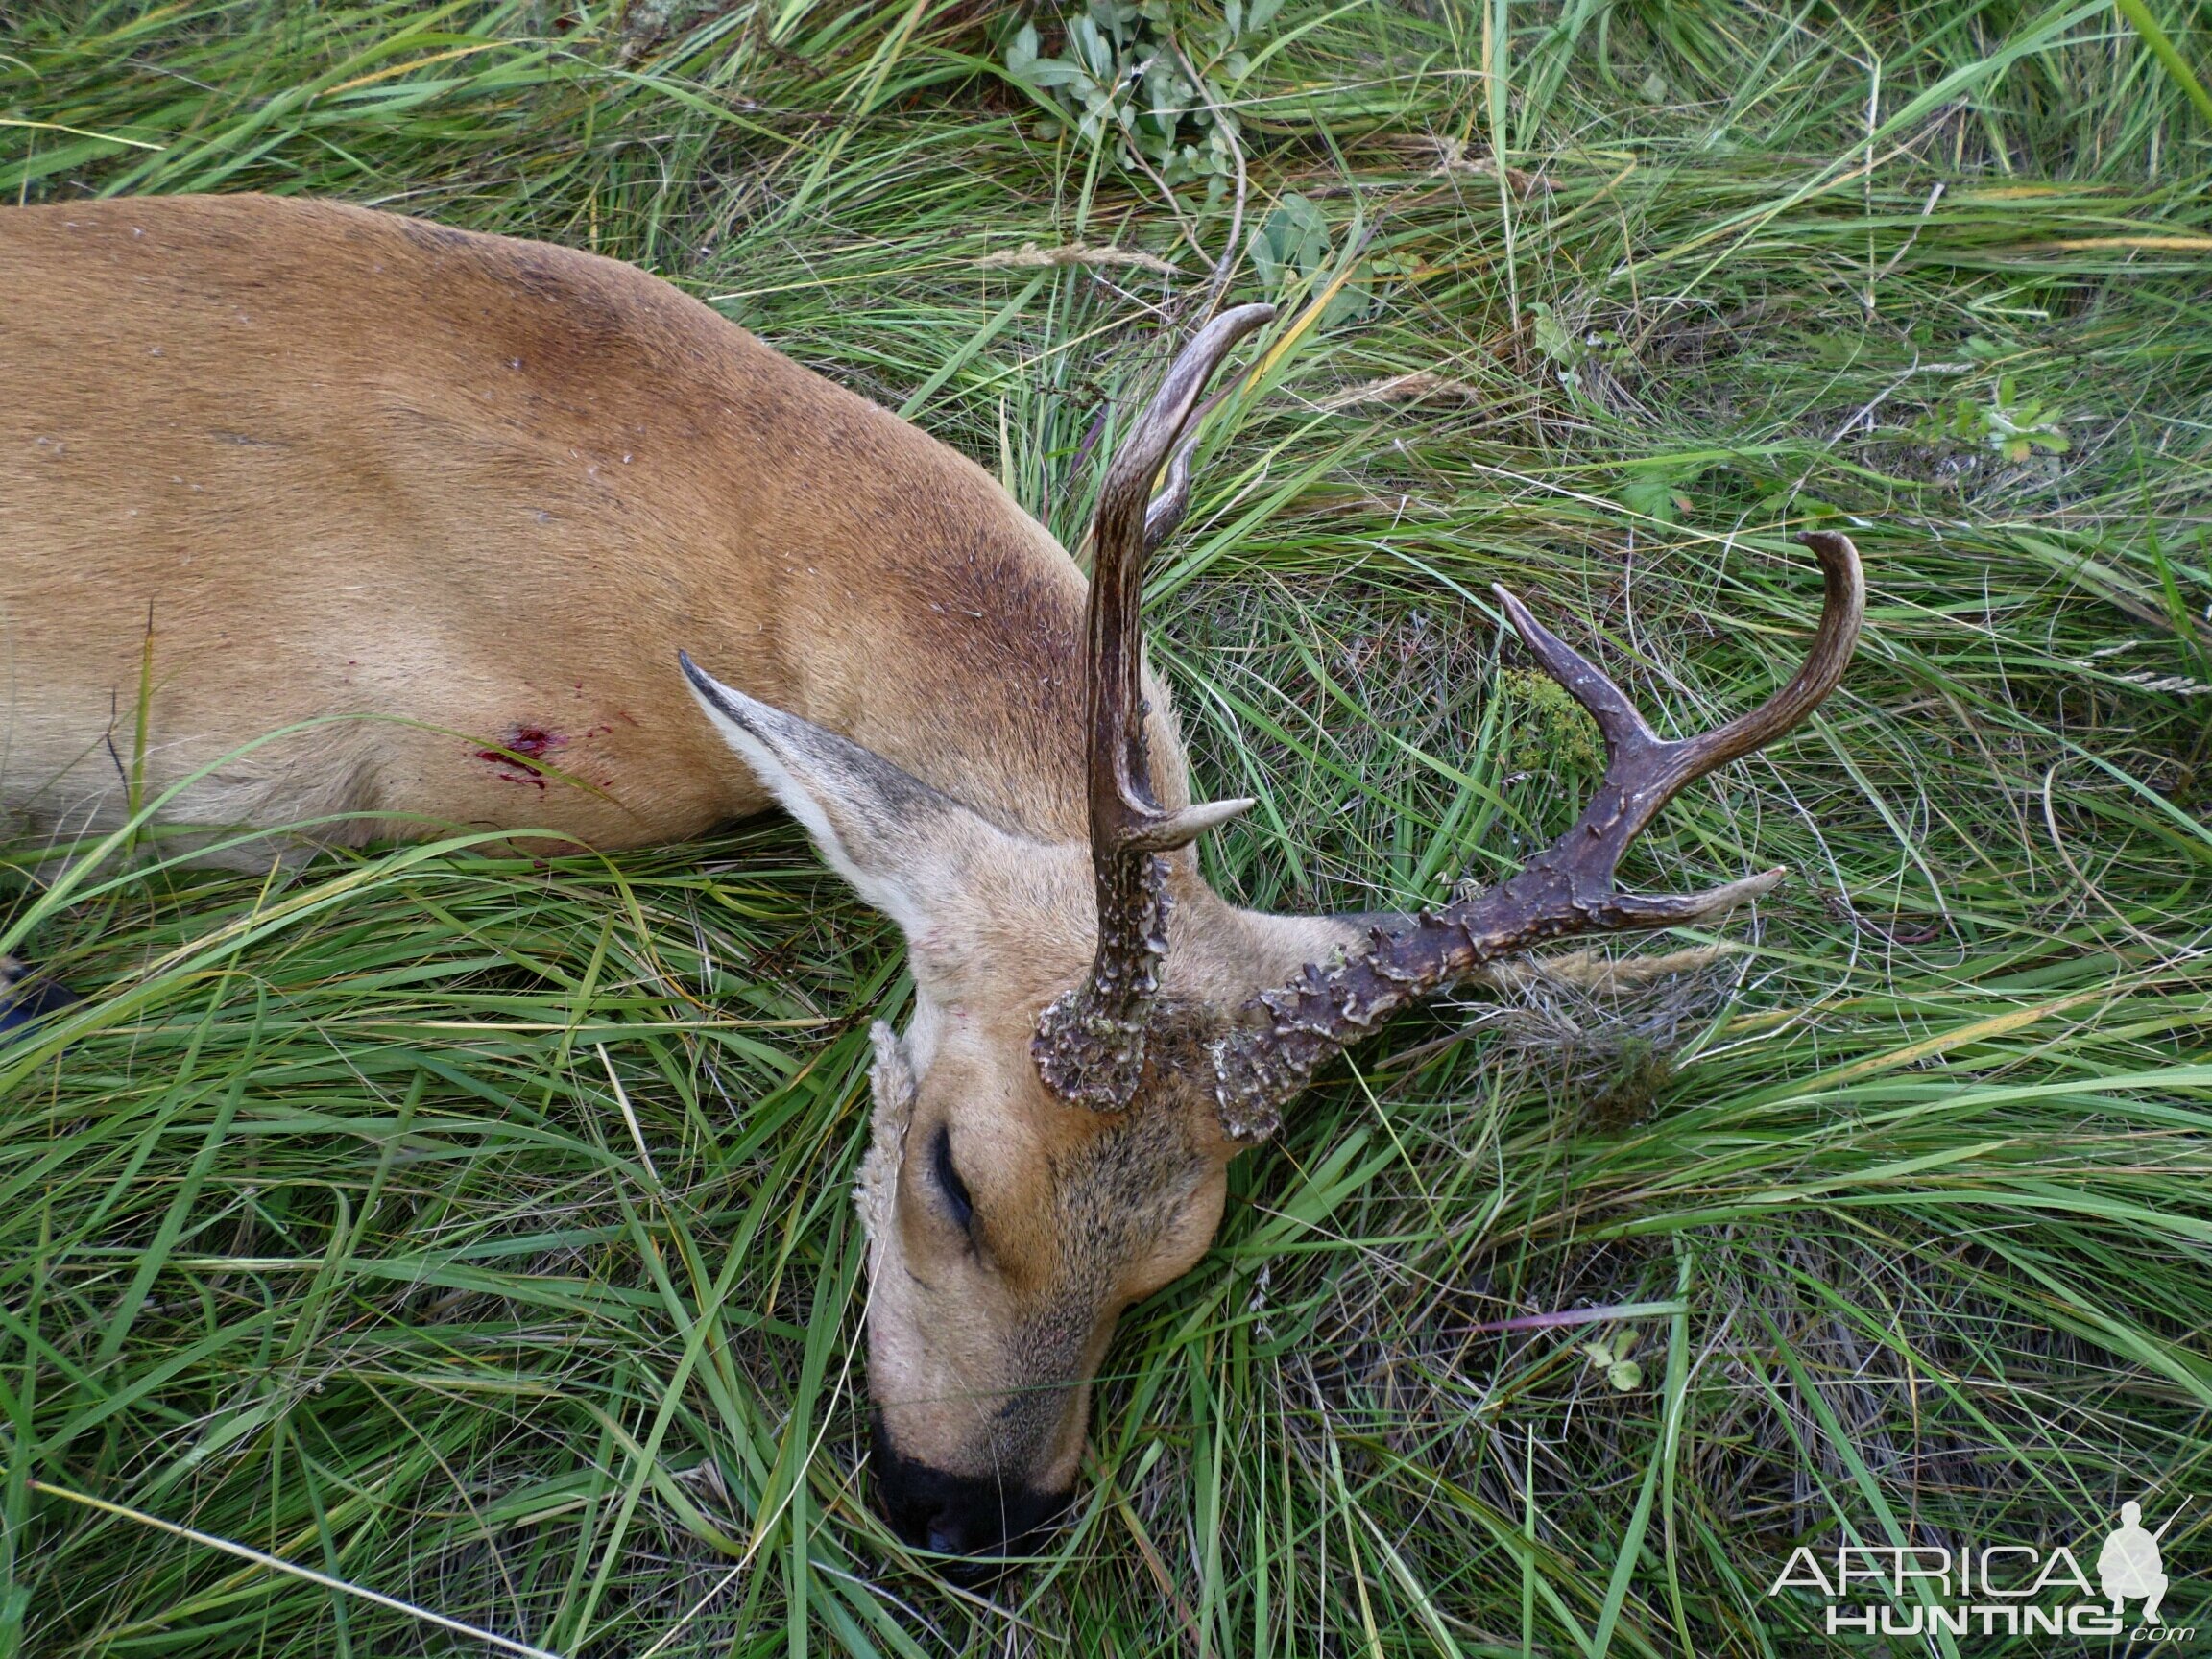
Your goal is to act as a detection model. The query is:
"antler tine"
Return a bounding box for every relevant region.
[1089,301,1275,850]
[1671,529,1865,769]
[1142,430,1200,553]
[1034,302,1275,1111]
[1205,530,1865,1142]
[1142,376,1247,551]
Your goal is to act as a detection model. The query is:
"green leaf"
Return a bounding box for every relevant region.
[1529,301,1577,366]
[1617,476,1682,524]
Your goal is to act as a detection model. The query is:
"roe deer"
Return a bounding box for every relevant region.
[0,194,1863,1561]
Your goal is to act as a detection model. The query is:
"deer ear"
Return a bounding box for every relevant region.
[679,652,1011,940]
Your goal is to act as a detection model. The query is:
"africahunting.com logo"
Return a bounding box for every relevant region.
[1767,1497,2195,1643]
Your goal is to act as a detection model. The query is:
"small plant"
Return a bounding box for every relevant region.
[1247,189,1374,322]
[1003,0,1282,200]
[1917,374,2070,463]
[1247,189,1328,289]
[1528,301,1582,371]
[1527,300,1635,407]
[1614,463,1703,525]
[1581,1329,1645,1392]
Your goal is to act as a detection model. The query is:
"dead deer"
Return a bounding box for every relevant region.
[0,194,1863,1561]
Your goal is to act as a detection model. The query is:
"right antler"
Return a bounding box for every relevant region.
[1205,530,1865,1140]
[1033,302,1277,1112]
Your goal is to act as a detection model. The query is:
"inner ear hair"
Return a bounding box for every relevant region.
[681,651,1035,939]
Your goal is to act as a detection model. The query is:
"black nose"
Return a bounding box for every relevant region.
[871,1420,1070,1569]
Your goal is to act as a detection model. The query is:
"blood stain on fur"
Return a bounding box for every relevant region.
[478,725,566,786]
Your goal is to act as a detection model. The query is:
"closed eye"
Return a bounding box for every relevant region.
[929,1122,974,1234]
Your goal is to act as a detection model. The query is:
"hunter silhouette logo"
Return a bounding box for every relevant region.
[1767,1495,2196,1643]
[2100,1499,2183,1626]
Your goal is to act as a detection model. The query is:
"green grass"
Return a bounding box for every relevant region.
[6,1,2212,1653]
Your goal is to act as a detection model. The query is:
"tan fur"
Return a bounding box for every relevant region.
[0,194,1171,851]
[1,194,1368,1520]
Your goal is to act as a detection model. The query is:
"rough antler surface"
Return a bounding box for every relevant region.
[1206,530,1866,1141]
[1034,303,1276,1110]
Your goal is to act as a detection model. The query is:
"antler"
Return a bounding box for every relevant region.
[1206,530,1866,1141]
[1034,302,1277,1110]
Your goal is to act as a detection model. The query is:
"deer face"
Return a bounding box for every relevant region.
[855,1012,1232,1555]
[680,659,1268,1558]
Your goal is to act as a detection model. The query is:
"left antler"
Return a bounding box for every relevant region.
[1034,303,1276,1111]
[1206,530,1866,1141]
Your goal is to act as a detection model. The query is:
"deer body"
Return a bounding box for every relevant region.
[4,194,1118,849]
[2,193,1863,1566]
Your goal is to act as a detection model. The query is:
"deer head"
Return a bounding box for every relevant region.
[679,307,1864,1564]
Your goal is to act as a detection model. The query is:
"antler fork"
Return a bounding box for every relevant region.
[1206,530,1866,1140]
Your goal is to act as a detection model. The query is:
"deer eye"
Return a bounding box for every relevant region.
[928,1123,974,1234]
